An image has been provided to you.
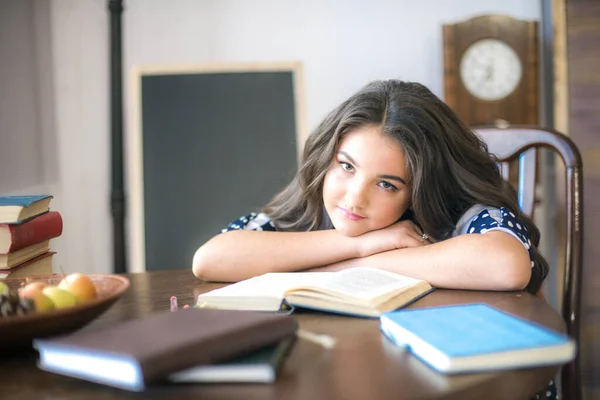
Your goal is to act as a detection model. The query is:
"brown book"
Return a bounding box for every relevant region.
[0,240,51,269]
[0,251,54,278]
[33,308,297,391]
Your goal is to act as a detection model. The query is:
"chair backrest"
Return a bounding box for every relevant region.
[475,126,583,400]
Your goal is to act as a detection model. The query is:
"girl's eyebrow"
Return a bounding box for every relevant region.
[379,174,407,186]
[338,151,407,186]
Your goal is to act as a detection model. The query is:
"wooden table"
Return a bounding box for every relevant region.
[1,269,565,400]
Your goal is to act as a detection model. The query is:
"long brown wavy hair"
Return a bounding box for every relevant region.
[264,80,548,293]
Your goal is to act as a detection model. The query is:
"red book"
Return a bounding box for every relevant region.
[0,212,63,254]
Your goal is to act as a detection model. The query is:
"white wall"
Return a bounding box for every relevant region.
[3,0,541,274]
[123,0,541,131]
[0,1,39,192]
[0,0,57,192]
[0,0,63,266]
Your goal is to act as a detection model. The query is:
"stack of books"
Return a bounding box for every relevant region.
[34,308,298,391]
[0,195,63,279]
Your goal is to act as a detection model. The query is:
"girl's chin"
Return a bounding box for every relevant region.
[338,230,363,237]
[331,221,369,237]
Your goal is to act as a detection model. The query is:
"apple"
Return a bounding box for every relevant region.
[19,282,54,312]
[23,291,55,312]
[58,273,97,304]
[18,281,48,298]
[42,286,77,309]
[0,281,8,295]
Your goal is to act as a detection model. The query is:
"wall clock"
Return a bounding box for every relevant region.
[443,15,539,126]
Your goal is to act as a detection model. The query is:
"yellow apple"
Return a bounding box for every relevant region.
[19,281,54,312]
[0,281,8,295]
[58,273,97,304]
[24,291,55,312]
[42,286,77,309]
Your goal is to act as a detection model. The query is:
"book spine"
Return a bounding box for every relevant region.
[1,212,63,254]
[0,252,55,278]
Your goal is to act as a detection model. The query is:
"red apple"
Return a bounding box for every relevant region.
[18,281,48,299]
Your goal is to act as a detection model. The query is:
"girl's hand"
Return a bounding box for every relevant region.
[356,220,430,257]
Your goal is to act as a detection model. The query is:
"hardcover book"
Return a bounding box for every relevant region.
[168,337,295,383]
[196,267,433,318]
[0,251,54,279]
[380,303,576,374]
[34,308,297,391]
[0,211,63,254]
[0,195,52,224]
[0,241,50,269]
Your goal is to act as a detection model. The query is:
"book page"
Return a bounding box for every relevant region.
[197,272,332,299]
[313,268,424,301]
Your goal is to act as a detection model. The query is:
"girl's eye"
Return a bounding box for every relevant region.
[340,162,354,172]
[378,181,398,192]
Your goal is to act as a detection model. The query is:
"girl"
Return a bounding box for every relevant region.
[192,79,548,295]
[193,79,557,400]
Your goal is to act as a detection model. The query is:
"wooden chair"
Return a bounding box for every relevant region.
[475,126,583,400]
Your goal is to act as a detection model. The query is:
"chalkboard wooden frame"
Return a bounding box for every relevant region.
[127,62,306,273]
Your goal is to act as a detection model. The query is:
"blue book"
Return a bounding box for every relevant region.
[0,195,52,224]
[380,303,576,374]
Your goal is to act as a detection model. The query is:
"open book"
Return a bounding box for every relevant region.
[196,267,434,318]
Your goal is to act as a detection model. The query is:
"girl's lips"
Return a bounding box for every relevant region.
[338,207,366,221]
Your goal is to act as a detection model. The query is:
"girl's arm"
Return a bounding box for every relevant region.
[193,230,359,282]
[310,231,532,291]
[192,219,426,282]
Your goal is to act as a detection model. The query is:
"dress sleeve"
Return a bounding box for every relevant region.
[220,212,277,233]
[465,207,534,268]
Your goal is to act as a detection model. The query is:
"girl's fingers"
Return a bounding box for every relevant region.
[389,220,431,248]
[413,228,431,246]
[409,223,430,246]
[406,230,429,247]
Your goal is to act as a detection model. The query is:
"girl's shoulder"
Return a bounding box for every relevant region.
[453,204,533,263]
[221,212,277,233]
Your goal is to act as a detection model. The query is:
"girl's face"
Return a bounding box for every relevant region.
[323,126,412,237]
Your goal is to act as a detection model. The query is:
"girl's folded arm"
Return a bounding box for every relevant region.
[192,230,362,282]
[314,231,532,291]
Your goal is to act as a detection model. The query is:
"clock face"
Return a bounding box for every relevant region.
[459,38,523,101]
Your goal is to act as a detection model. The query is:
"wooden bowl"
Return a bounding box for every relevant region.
[0,274,130,348]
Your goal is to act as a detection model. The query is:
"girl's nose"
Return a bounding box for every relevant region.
[344,179,368,209]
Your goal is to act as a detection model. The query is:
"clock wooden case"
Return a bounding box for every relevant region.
[443,15,539,126]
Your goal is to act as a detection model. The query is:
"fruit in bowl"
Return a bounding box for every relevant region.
[0,289,35,317]
[58,273,98,303]
[19,281,48,296]
[0,273,130,348]
[41,286,77,309]
[18,282,54,312]
[1,273,101,317]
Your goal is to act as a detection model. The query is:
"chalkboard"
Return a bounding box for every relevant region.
[127,63,306,272]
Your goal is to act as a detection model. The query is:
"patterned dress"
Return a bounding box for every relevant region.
[221,204,559,400]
